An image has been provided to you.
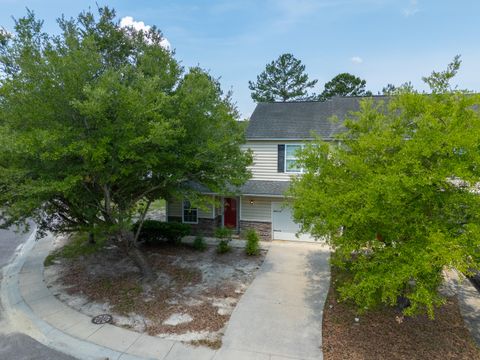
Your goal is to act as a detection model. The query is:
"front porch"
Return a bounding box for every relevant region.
[166,195,275,241]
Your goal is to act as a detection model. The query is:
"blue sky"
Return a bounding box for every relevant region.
[1,0,479,118]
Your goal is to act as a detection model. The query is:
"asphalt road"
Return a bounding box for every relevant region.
[0,225,76,360]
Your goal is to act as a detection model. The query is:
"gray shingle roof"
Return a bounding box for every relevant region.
[237,180,290,196]
[247,96,387,140]
[184,180,290,196]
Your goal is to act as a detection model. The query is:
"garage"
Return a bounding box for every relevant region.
[272,202,316,242]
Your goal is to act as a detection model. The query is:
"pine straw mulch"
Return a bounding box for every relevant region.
[53,240,265,347]
[323,269,480,360]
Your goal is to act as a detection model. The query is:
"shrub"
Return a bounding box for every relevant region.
[245,228,260,256]
[214,227,233,241]
[132,220,190,244]
[193,235,207,251]
[215,227,232,254]
[217,239,231,254]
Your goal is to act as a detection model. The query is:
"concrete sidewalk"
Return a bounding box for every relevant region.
[1,233,330,360]
[457,274,480,346]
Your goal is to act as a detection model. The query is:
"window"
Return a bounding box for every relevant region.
[285,144,304,173]
[182,200,198,224]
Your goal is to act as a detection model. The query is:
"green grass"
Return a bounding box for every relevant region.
[149,199,166,211]
[44,232,107,267]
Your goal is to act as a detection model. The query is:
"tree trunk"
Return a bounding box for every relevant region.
[129,246,156,282]
[116,229,156,282]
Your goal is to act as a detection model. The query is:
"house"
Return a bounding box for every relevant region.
[166,97,368,241]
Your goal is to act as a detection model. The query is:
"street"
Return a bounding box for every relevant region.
[0,224,76,360]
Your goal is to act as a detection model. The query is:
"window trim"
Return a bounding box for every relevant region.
[182,199,198,224]
[284,144,304,174]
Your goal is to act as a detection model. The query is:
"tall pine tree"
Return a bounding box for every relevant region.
[248,53,317,102]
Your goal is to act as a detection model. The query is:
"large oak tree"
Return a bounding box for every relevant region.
[0,8,252,280]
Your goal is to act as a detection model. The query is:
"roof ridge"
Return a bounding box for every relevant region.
[257,95,390,105]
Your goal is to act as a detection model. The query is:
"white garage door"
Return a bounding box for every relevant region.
[272,202,316,242]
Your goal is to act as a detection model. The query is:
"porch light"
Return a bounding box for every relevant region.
[250,199,255,205]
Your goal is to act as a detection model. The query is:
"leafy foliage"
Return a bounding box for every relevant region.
[290,58,480,317]
[381,83,397,95]
[320,73,372,100]
[132,220,190,244]
[248,53,317,102]
[215,227,232,254]
[216,240,231,254]
[0,7,251,277]
[214,227,233,241]
[245,228,260,256]
[193,235,207,251]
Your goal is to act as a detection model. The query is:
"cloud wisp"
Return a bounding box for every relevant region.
[351,56,363,64]
[403,0,419,17]
[120,16,171,49]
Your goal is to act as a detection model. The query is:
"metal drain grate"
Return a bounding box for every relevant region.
[92,314,113,325]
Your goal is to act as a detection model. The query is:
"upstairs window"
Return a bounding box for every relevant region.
[182,200,198,224]
[285,144,304,173]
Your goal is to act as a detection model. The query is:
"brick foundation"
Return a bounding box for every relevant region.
[240,220,272,241]
[168,216,221,237]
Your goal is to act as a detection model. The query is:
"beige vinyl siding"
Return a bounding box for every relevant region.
[242,140,307,181]
[240,196,284,223]
[168,198,182,217]
[167,197,214,219]
[198,203,214,219]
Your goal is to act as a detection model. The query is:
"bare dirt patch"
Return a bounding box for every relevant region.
[45,240,265,347]
[323,268,480,360]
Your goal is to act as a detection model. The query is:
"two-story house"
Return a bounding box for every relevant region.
[166,97,363,241]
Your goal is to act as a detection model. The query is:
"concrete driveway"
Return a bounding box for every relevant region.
[217,241,331,360]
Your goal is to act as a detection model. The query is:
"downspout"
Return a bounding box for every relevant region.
[221,196,225,228]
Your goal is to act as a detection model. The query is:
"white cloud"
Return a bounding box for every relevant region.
[120,16,171,50]
[351,56,363,64]
[403,0,419,17]
[120,16,150,32]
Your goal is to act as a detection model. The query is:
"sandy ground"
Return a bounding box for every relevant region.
[322,267,480,360]
[44,238,265,348]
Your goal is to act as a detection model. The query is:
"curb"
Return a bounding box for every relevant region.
[1,231,218,360]
[1,230,328,360]
[1,229,132,360]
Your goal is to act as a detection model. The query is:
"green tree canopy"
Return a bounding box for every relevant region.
[248,53,318,102]
[320,72,372,100]
[290,57,480,317]
[381,83,397,95]
[0,7,252,279]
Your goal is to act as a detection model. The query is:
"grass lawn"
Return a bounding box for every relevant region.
[44,232,106,266]
[323,267,480,360]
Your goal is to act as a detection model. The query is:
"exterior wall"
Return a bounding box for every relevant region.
[168,199,183,217]
[168,215,221,236]
[242,140,308,181]
[240,196,284,223]
[239,196,290,241]
[240,221,272,241]
[167,196,215,219]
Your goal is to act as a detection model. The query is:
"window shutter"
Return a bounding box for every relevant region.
[277,144,285,172]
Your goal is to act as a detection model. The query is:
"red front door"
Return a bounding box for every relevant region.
[224,198,237,229]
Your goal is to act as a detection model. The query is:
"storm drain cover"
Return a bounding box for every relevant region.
[92,314,113,325]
